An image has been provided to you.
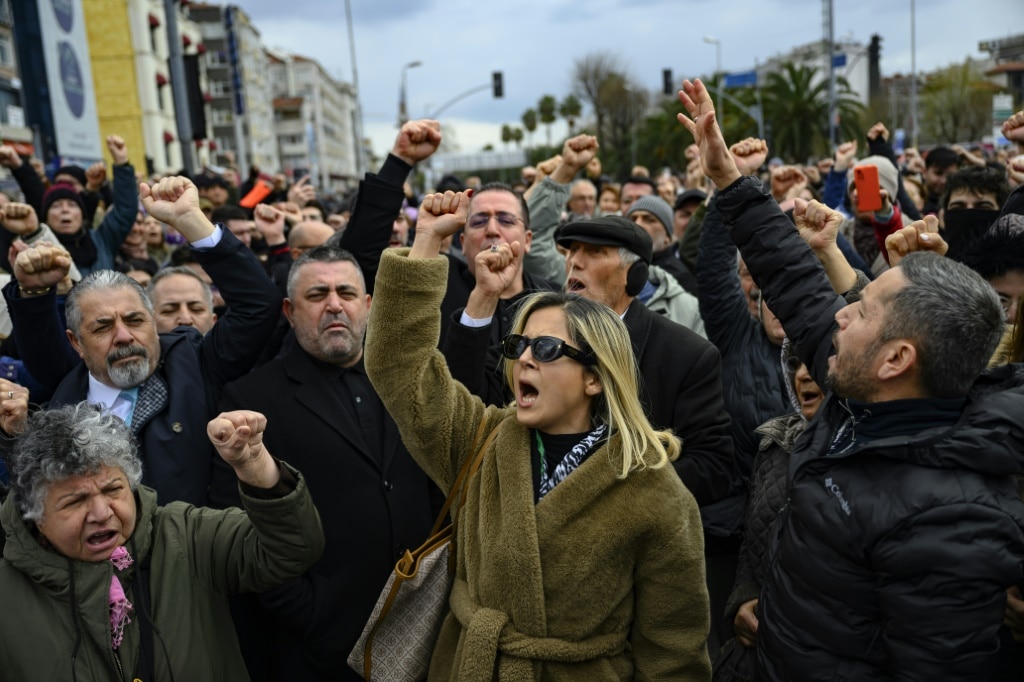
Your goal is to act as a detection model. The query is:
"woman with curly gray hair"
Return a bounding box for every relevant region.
[0,402,324,681]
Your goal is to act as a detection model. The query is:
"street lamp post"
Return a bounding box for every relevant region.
[703,36,723,121]
[910,0,918,148]
[399,61,422,127]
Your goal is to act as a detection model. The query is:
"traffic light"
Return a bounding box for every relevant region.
[492,71,504,99]
[662,69,674,96]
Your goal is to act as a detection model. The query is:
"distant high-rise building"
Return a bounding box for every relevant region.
[0,0,34,170]
[979,34,1024,105]
[189,4,278,174]
[267,50,358,191]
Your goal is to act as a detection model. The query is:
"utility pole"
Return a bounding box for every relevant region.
[164,0,195,172]
[824,0,837,148]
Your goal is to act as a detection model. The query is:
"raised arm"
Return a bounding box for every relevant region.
[178,411,324,595]
[368,191,503,492]
[697,138,765,349]
[678,79,843,383]
[339,119,442,293]
[795,198,859,295]
[442,198,527,405]
[822,141,857,211]
[866,122,921,221]
[4,241,80,391]
[884,215,948,268]
[0,146,45,216]
[524,134,599,284]
[142,176,283,389]
[91,136,138,260]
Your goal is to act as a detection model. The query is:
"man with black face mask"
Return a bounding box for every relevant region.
[939,166,1010,260]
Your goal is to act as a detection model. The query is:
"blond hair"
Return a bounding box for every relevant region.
[504,292,679,477]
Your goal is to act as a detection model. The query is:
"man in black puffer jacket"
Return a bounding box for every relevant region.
[680,78,1024,682]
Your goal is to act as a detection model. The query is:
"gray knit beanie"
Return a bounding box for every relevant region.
[626,195,674,240]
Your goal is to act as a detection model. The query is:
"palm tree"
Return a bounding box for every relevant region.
[559,95,582,136]
[501,124,513,151]
[637,97,698,170]
[521,109,538,149]
[511,127,524,149]
[762,61,864,161]
[538,95,558,148]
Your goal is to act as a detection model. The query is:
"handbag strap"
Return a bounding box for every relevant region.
[428,418,496,536]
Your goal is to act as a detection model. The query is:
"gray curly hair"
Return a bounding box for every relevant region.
[8,403,143,521]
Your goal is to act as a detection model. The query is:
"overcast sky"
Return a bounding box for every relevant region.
[244,0,1023,158]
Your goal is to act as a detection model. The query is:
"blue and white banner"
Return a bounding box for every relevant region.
[38,0,102,161]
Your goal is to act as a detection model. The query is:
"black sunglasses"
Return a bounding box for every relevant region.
[501,334,596,366]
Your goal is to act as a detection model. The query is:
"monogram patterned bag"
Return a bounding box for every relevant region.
[348,421,497,681]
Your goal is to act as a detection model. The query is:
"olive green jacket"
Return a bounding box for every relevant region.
[0,465,323,681]
[366,250,711,681]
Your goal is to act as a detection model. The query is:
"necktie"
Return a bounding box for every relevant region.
[117,390,137,427]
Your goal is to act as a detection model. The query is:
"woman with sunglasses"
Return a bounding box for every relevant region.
[365,190,711,680]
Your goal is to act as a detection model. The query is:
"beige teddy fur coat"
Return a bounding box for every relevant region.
[365,250,711,681]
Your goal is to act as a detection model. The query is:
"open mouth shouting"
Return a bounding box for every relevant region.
[85,528,121,555]
[517,379,539,408]
[565,277,585,293]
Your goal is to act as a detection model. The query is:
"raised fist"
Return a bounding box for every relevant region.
[0,203,39,236]
[106,135,129,165]
[13,241,72,291]
[392,119,442,165]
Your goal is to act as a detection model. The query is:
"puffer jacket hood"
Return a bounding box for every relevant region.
[646,264,706,338]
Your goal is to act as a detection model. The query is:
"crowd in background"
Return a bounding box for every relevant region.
[0,89,1020,681]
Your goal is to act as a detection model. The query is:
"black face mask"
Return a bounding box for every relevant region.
[942,208,1001,260]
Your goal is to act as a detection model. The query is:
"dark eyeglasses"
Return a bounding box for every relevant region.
[467,212,522,229]
[501,334,596,366]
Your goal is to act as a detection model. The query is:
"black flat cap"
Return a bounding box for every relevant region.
[556,215,653,264]
[674,188,707,211]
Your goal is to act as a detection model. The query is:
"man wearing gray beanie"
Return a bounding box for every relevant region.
[627,195,696,293]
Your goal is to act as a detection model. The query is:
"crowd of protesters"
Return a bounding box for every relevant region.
[0,80,1021,681]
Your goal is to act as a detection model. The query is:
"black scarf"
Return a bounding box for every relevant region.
[55,228,99,268]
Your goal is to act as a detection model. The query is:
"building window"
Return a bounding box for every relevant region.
[206,51,229,67]
[209,80,231,97]
[0,33,12,67]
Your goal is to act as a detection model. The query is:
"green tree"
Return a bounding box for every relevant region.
[538,95,558,147]
[501,124,513,150]
[521,108,538,149]
[559,95,583,136]
[762,62,864,161]
[636,97,698,171]
[512,127,524,149]
[919,58,1001,144]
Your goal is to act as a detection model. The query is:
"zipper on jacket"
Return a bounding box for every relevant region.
[112,647,125,682]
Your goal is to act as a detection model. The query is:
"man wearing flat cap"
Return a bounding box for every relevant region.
[558,215,734,509]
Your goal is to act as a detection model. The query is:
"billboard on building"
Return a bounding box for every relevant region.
[37,0,102,164]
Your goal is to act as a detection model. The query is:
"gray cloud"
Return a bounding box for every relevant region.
[244,0,1021,156]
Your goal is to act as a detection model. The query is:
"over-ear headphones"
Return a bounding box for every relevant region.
[625,260,649,297]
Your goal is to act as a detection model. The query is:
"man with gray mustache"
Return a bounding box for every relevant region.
[5,176,282,507]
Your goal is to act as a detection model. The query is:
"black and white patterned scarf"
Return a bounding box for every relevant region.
[538,423,608,500]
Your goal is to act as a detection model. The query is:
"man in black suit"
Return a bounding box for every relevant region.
[219,243,439,681]
[4,176,281,507]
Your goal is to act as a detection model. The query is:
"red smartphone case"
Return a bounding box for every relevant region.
[854,166,883,213]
